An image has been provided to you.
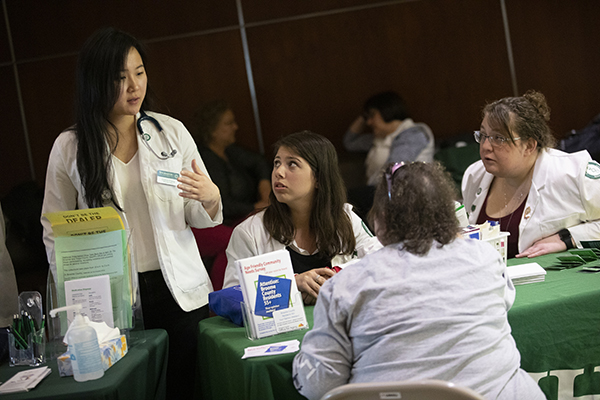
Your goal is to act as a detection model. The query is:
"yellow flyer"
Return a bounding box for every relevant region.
[44,207,124,237]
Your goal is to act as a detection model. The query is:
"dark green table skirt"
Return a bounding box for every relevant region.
[0,329,168,400]
[197,252,600,400]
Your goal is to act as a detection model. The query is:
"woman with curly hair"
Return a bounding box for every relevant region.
[463,90,600,258]
[293,162,545,400]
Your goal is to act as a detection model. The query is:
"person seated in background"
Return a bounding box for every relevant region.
[194,100,270,226]
[292,162,545,400]
[222,131,381,304]
[191,100,271,290]
[343,91,435,219]
[462,90,600,259]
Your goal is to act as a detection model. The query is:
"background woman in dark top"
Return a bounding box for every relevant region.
[192,100,271,290]
[194,100,270,225]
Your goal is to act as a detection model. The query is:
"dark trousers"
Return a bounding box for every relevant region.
[138,270,209,399]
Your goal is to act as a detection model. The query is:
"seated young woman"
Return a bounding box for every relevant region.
[222,131,381,304]
[292,162,545,400]
[463,90,600,258]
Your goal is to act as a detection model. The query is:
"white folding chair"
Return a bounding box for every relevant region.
[320,379,486,400]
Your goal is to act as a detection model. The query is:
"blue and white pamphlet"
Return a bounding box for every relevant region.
[235,250,308,339]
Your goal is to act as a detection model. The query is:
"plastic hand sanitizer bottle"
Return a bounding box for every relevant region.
[66,313,104,382]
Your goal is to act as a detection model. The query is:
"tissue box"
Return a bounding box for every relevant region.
[58,335,128,377]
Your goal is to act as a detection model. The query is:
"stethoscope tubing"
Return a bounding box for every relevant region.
[137,111,178,160]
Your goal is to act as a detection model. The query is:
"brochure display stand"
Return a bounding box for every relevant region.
[43,207,144,359]
[236,250,308,340]
[240,292,307,341]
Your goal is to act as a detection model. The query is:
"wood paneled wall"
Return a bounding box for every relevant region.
[1,0,599,198]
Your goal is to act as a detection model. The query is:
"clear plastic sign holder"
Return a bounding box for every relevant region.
[45,229,145,360]
[240,292,308,340]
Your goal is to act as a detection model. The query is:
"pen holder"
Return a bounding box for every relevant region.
[30,328,46,366]
[8,329,46,367]
[8,332,33,367]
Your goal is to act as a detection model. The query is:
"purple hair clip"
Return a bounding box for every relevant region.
[385,162,405,200]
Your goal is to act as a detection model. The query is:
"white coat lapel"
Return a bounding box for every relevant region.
[518,150,549,251]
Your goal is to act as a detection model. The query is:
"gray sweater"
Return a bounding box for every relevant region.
[293,238,545,400]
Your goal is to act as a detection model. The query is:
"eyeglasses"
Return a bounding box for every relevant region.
[385,162,406,200]
[473,130,521,147]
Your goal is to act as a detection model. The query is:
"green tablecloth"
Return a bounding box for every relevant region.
[0,329,168,400]
[197,252,600,400]
[508,253,600,373]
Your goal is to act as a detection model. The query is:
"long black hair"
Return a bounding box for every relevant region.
[75,27,153,208]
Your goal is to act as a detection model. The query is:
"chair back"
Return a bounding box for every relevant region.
[320,380,485,400]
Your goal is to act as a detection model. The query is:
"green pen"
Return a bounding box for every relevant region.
[28,316,35,338]
[37,315,46,344]
[9,325,28,349]
[13,315,23,348]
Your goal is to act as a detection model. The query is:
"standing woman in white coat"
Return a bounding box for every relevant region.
[41,27,222,397]
[462,90,600,258]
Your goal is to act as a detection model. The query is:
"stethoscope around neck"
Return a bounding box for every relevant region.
[137,110,178,160]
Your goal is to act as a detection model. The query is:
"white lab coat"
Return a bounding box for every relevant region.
[41,112,223,311]
[462,148,600,253]
[222,204,382,288]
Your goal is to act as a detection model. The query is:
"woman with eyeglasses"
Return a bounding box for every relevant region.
[41,27,221,397]
[462,90,600,258]
[293,162,545,400]
[222,131,381,304]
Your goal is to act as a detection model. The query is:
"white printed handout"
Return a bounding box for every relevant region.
[241,340,300,359]
[0,366,51,393]
[65,275,114,327]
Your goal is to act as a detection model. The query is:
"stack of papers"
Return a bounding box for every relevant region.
[242,339,300,359]
[506,263,546,285]
[0,366,51,393]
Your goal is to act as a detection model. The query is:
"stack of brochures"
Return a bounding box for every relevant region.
[506,262,546,285]
[0,366,51,393]
[235,249,308,339]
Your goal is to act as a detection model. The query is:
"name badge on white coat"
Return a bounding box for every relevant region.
[157,170,180,186]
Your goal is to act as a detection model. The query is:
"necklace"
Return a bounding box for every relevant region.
[499,165,534,230]
[500,189,526,230]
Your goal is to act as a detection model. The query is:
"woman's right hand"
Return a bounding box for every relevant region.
[295,267,336,305]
